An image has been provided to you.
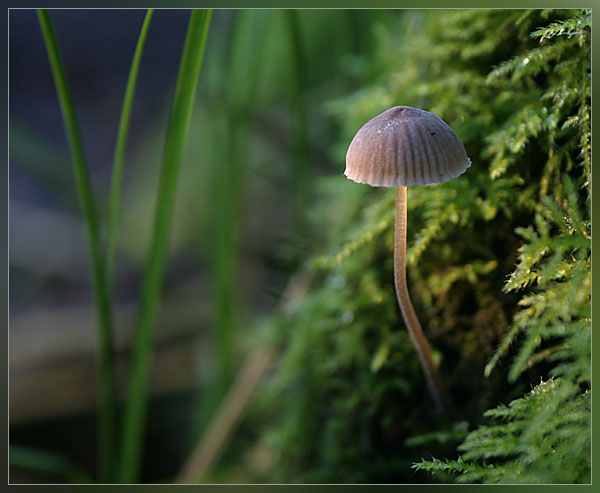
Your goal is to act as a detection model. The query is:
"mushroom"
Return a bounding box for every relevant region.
[345,106,471,413]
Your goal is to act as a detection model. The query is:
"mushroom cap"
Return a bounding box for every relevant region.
[345,106,471,187]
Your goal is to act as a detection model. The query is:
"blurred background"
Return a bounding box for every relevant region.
[9,8,393,483]
[9,8,590,484]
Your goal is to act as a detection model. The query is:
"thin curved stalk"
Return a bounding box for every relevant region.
[117,9,212,483]
[394,185,450,414]
[37,10,116,482]
[177,270,312,483]
[106,9,154,279]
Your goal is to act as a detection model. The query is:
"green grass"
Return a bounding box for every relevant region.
[37,9,116,483]
[117,9,213,483]
[9,120,77,209]
[202,11,248,434]
[10,446,93,484]
[36,8,212,483]
[285,10,310,240]
[106,9,154,279]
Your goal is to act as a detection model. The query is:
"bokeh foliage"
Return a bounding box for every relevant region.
[249,9,590,484]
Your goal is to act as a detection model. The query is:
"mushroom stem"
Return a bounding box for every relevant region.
[394,185,450,414]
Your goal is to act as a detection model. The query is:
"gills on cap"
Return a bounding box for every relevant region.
[345,106,471,187]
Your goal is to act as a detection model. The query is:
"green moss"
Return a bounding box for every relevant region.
[255,9,590,484]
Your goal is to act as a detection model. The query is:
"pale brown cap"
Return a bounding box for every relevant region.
[345,106,471,187]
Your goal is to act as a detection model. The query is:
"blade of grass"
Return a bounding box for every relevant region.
[206,114,241,423]
[9,119,77,209]
[197,10,270,439]
[202,14,243,428]
[37,10,116,483]
[106,9,154,279]
[285,10,310,242]
[117,9,213,483]
[10,446,93,484]
[177,270,313,483]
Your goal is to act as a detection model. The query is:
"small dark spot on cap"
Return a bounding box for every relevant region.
[390,107,405,117]
[430,132,436,136]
